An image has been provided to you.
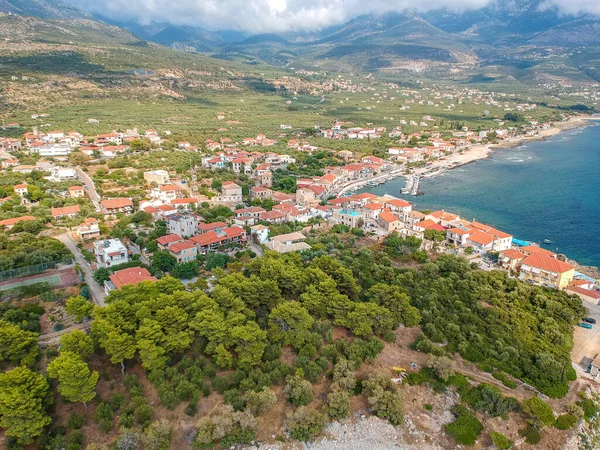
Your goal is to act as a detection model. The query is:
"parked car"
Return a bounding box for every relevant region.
[584,317,597,324]
[578,323,593,329]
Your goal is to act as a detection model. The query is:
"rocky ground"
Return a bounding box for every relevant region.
[245,412,447,450]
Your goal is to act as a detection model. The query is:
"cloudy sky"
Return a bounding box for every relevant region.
[66,0,600,33]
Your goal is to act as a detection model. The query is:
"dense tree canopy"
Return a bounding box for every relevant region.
[0,366,52,444]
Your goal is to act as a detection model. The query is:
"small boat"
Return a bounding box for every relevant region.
[543,239,552,244]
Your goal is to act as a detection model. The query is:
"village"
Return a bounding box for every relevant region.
[0,111,597,309]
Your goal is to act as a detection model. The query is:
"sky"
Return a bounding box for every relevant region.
[65,0,600,33]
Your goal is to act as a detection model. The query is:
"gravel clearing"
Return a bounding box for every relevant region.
[244,413,445,450]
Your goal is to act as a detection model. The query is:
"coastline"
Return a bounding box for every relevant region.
[415,114,597,179]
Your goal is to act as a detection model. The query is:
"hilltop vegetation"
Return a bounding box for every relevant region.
[0,225,590,448]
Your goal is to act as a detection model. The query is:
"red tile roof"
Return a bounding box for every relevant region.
[156,234,183,246]
[500,248,526,260]
[521,253,574,274]
[160,184,182,191]
[378,211,401,224]
[109,267,157,290]
[467,230,494,246]
[101,198,133,209]
[51,205,81,217]
[0,215,35,227]
[169,241,196,253]
[418,219,446,231]
[385,199,412,208]
[429,210,458,221]
[69,186,84,191]
[567,286,600,300]
[259,210,286,220]
[198,221,227,232]
[190,226,245,246]
[364,203,383,210]
[519,245,557,258]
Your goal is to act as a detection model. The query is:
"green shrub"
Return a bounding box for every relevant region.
[212,377,229,394]
[463,384,518,417]
[490,431,510,450]
[523,397,555,427]
[67,430,84,446]
[107,393,124,412]
[135,404,153,428]
[577,398,599,420]
[284,375,314,407]
[118,412,135,429]
[519,424,541,445]
[445,405,483,446]
[285,406,326,441]
[555,414,577,430]
[424,404,433,411]
[67,414,85,430]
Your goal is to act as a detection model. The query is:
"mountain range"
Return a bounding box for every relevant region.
[2,0,600,84]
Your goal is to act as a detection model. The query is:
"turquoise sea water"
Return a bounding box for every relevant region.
[359,121,600,267]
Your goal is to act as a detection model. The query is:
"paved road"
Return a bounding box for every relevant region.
[57,233,106,306]
[74,166,100,210]
[250,240,264,257]
[128,242,150,266]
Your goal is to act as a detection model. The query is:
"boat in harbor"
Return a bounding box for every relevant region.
[543,239,552,244]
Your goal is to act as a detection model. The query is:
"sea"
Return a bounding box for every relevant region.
[358,121,600,268]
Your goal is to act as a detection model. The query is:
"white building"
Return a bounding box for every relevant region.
[144,170,170,186]
[33,144,72,157]
[251,224,269,244]
[166,214,201,238]
[48,167,77,181]
[94,238,129,268]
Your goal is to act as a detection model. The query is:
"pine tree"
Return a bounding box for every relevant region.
[0,366,52,444]
[47,351,99,406]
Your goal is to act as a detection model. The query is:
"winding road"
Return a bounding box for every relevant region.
[74,166,101,210]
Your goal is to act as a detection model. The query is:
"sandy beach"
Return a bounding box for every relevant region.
[414,114,597,179]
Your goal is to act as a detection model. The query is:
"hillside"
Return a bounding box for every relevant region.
[0,0,94,20]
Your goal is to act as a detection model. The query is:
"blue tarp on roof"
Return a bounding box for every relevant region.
[574,272,597,283]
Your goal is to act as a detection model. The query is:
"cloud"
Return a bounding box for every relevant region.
[66,0,492,33]
[540,0,600,16]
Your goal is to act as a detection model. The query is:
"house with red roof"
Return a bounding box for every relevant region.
[567,285,600,306]
[498,248,526,271]
[101,198,133,217]
[77,218,100,240]
[0,215,35,230]
[167,240,197,263]
[425,210,460,227]
[384,198,413,215]
[51,205,81,220]
[69,186,85,198]
[151,185,183,203]
[376,210,404,233]
[259,210,286,223]
[198,221,228,234]
[105,267,157,294]
[519,252,575,289]
[414,219,446,233]
[363,202,384,219]
[251,186,272,200]
[156,234,184,250]
[190,226,246,255]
